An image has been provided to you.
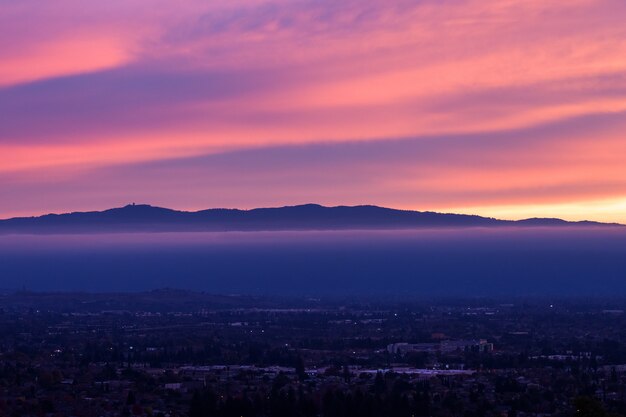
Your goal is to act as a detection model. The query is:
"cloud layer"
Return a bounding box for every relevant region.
[2,0,626,221]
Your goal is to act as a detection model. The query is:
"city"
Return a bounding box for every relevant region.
[3,0,626,415]
[1,290,625,416]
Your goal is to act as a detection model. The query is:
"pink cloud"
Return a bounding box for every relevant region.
[1,0,626,220]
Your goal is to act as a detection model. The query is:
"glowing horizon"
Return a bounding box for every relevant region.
[2,0,626,222]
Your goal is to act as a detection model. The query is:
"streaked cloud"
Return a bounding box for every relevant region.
[1,0,626,221]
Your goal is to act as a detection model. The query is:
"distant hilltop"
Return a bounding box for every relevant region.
[0,203,622,234]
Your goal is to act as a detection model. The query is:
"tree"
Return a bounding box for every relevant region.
[126,390,136,405]
[295,355,307,380]
[574,396,606,417]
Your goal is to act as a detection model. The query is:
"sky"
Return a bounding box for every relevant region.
[2,0,626,222]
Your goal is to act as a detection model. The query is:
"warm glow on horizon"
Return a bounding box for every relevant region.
[443,197,626,224]
[2,0,626,221]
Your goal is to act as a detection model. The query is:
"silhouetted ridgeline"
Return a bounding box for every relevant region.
[0,203,620,234]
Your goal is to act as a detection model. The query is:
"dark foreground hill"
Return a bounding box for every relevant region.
[0,203,620,234]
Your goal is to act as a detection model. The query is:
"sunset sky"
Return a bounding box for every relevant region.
[2,0,626,222]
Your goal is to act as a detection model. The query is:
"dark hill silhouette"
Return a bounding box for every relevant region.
[0,203,620,234]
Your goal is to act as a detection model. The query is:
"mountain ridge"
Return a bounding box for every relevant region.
[0,203,622,234]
